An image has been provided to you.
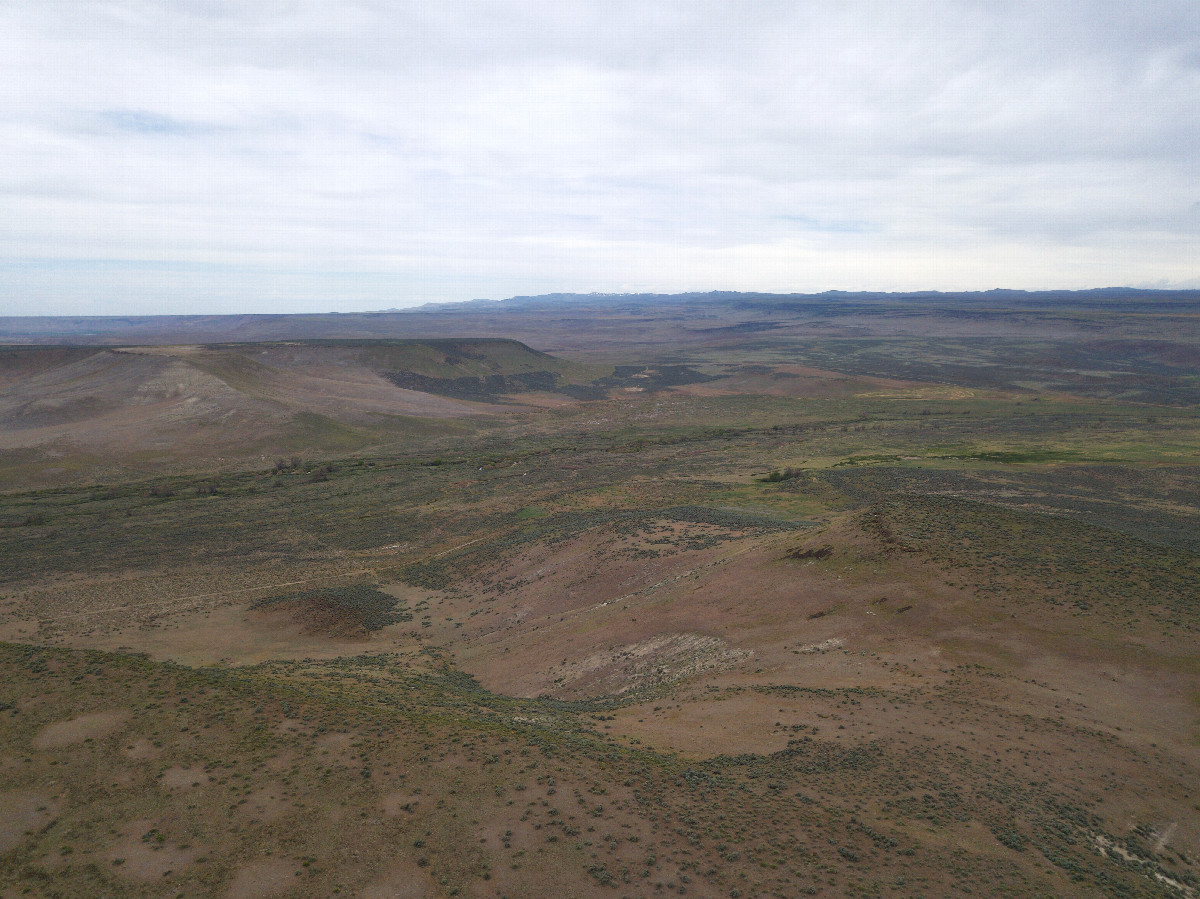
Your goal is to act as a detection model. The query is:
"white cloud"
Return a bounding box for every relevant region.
[1,0,1198,314]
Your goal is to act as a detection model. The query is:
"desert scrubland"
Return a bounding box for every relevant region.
[1,291,1198,897]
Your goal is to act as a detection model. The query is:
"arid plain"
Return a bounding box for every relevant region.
[1,291,1198,897]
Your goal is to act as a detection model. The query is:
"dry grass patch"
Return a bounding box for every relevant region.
[104,818,204,882]
[0,790,56,854]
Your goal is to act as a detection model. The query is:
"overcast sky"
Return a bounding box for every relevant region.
[2,1,1199,315]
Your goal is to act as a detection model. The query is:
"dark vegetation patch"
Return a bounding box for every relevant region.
[251,586,410,637]
[598,364,720,391]
[546,383,609,400]
[0,513,46,529]
[0,345,100,373]
[940,449,1081,464]
[384,362,719,403]
[760,466,806,482]
[383,369,565,402]
[693,320,783,335]
[305,336,546,355]
[823,463,1200,553]
[854,492,1200,632]
[660,504,806,530]
[774,337,1200,405]
[836,449,1084,467]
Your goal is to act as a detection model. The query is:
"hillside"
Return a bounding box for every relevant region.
[0,340,615,484]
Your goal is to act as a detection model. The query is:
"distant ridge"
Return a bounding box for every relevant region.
[2,288,1198,346]
[411,286,1200,312]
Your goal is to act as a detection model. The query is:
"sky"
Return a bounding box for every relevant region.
[2,1,1199,315]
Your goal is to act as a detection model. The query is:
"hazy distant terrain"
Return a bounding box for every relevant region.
[1,292,1198,897]
[6,289,1200,348]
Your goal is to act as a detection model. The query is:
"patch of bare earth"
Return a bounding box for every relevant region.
[88,602,414,667]
[548,631,750,698]
[32,709,127,749]
[123,737,159,759]
[450,526,770,696]
[158,766,210,790]
[358,859,435,898]
[224,857,298,898]
[234,781,292,825]
[315,731,355,758]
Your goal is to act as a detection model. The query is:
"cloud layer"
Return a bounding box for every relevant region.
[3,1,1199,313]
